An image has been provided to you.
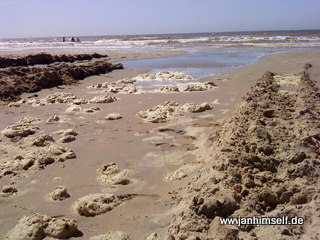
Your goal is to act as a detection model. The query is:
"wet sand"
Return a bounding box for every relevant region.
[0,50,319,239]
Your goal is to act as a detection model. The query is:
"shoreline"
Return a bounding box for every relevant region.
[0,50,319,239]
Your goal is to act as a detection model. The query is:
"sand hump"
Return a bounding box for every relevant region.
[55,129,78,143]
[105,113,123,120]
[136,101,213,123]
[135,71,193,81]
[72,193,133,217]
[90,94,117,103]
[96,163,132,185]
[1,185,18,197]
[18,92,88,107]
[156,86,180,93]
[5,213,80,240]
[49,186,70,201]
[178,81,216,91]
[89,78,137,94]
[166,69,320,239]
[1,117,42,139]
[90,231,131,240]
[0,133,76,177]
[157,81,217,93]
[82,106,101,113]
[136,101,181,123]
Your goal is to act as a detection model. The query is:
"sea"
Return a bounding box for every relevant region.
[1,30,320,80]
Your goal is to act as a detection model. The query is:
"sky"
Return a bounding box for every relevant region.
[0,0,320,39]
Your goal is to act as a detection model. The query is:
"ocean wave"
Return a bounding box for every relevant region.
[1,32,320,51]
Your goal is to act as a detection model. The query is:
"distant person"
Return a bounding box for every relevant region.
[62,37,65,42]
[71,37,75,42]
[76,37,81,42]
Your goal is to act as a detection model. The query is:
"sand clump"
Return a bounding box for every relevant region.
[72,193,133,217]
[97,163,132,185]
[49,186,70,201]
[105,113,123,120]
[165,67,320,239]
[90,94,117,103]
[156,86,180,93]
[136,101,213,123]
[135,71,193,82]
[1,185,18,197]
[90,231,131,240]
[156,81,217,93]
[54,129,78,143]
[46,115,70,123]
[17,92,87,107]
[0,130,76,177]
[5,213,80,240]
[1,117,42,139]
[89,78,137,94]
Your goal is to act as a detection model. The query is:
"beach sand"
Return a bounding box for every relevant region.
[0,50,319,239]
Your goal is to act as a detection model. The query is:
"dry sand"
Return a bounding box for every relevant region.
[0,50,319,240]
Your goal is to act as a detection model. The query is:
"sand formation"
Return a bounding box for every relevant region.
[156,81,217,93]
[165,66,320,239]
[136,101,213,123]
[135,71,193,81]
[89,78,138,94]
[0,53,123,101]
[5,213,80,240]
[0,52,108,68]
[96,162,132,185]
[49,186,70,201]
[72,193,134,217]
[0,118,76,178]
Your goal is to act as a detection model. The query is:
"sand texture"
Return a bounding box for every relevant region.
[0,50,319,239]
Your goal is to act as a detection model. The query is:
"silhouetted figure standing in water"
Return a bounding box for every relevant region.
[76,37,81,42]
[71,37,75,42]
[62,37,65,42]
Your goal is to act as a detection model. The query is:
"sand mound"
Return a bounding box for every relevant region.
[90,231,131,240]
[82,106,101,113]
[179,81,216,92]
[54,129,78,143]
[90,94,117,103]
[72,193,133,217]
[5,213,80,240]
[0,130,76,177]
[97,163,132,185]
[89,78,137,94]
[49,186,70,201]
[180,102,213,113]
[1,185,18,197]
[166,67,320,239]
[137,101,213,123]
[156,86,180,93]
[135,71,193,81]
[136,101,181,123]
[105,113,123,120]
[1,116,42,139]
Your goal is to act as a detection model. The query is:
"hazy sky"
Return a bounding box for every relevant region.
[1,0,319,38]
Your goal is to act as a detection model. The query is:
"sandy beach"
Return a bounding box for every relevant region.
[0,49,319,240]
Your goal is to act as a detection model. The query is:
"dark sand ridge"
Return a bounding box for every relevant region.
[0,50,319,239]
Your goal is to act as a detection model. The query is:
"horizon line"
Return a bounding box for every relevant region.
[1,28,320,40]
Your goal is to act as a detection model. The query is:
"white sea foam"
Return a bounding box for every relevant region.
[1,31,319,51]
